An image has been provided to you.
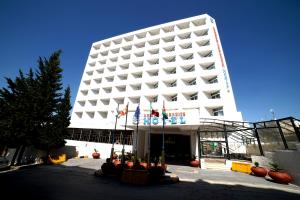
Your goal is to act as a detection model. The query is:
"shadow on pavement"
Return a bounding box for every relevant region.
[0,164,300,200]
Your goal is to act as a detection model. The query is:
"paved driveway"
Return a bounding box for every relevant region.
[1,159,299,200]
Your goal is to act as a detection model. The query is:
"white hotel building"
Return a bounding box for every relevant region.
[68,14,243,162]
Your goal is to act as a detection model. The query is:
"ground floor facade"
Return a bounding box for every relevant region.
[66,117,300,165]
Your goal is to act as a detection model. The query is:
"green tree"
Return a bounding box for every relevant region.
[0,50,71,165]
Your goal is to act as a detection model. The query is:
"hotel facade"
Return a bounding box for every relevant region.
[68,14,244,162]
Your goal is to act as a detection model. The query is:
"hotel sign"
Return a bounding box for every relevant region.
[143,112,186,125]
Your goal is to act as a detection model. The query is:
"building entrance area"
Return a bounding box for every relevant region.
[201,142,224,157]
[150,134,191,164]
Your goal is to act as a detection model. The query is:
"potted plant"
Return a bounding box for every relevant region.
[268,162,292,184]
[139,158,148,169]
[251,162,267,177]
[157,156,167,170]
[190,155,200,167]
[126,155,134,169]
[92,149,100,159]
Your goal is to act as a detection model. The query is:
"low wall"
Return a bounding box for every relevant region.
[65,140,133,159]
[252,143,300,186]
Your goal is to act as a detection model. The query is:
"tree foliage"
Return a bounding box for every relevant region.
[0,50,71,152]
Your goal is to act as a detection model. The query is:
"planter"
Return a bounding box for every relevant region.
[190,160,200,167]
[268,170,292,184]
[113,159,121,166]
[48,154,66,164]
[92,152,100,159]
[126,161,134,168]
[251,166,267,177]
[157,163,168,170]
[140,162,148,169]
[121,169,149,185]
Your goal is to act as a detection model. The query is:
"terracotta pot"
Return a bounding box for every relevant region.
[268,170,292,184]
[126,161,134,168]
[92,152,100,159]
[251,166,267,177]
[157,163,168,170]
[190,160,200,167]
[140,162,148,169]
[113,159,121,166]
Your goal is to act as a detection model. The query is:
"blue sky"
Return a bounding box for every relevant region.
[0,0,299,122]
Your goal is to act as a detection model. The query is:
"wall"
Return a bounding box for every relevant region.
[252,143,300,186]
[65,140,133,159]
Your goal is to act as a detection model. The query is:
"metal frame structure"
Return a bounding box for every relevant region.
[197,117,300,159]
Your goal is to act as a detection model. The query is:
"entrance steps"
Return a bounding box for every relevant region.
[201,158,230,170]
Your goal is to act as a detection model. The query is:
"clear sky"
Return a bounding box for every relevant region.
[0,0,299,122]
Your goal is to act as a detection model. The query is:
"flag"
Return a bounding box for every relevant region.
[118,103,128,118]
[162,101,168,119]
[113,106,119,117]
[134,105,140,121]
[150,102,159,117]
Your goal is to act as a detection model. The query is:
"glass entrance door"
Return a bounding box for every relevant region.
[201,142,224,157]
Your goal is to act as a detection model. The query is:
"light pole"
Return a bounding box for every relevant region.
[270,109,276,120]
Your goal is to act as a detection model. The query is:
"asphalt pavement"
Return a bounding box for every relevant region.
[0,158,299,200]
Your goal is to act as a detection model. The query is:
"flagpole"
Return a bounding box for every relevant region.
[148,102,152,168]
[134,104,140,161]
[110,103,119,163]
[162,109,165,172]
[121,103,129,168]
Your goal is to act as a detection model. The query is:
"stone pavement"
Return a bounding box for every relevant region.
[0,158,299,200]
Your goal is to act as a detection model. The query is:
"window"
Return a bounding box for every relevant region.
[208,77,218,84]
[103,87,112,93]
[213,107,224,116]
[170,68,176,74]
[136,73,142,78]
[110,48,119,54]
[131,84,141,90]
[122,45,132,51]
[180,43,192,49]
[119,63,129,70]
[171,95,177,102]
[148,59,159,65]
[133,61,143,67]
[99,60,106,65]
[110,57,118,62]
[122,54,130,60]
[135,51,144,57]
[162,36,175,43]
[100,51,108,56]
[170,81,177,87]
[100,99,110,105]
[133,72,143,79]
[148,39,160,46]
[148,48,159,54]
[178,32,191,40]
[211,91,220,99]
[206,64,215,70]
[188,79,196,85]
[190,93,198,100]
[153,96,158,103]
[152,71,159,76]
[163,46,175,52]
[186,65,195,72]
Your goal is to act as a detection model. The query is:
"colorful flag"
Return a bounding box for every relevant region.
[162,101,168,119]
[118,103,128,118]
[150,102,159,117]
[133,105,140,122]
